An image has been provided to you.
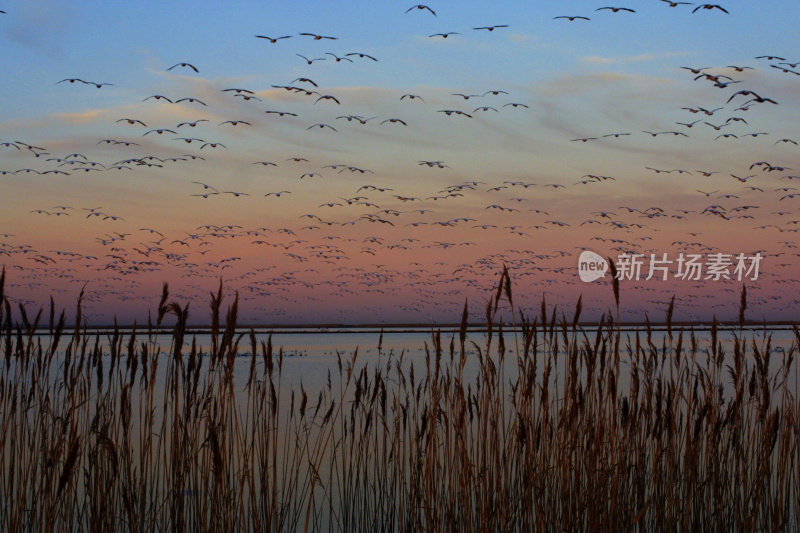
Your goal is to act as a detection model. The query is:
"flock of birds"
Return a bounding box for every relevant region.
[1,2,799,324]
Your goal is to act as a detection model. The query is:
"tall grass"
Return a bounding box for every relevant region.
[0,266,798,531]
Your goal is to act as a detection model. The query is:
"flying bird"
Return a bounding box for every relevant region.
[727,90,776,104]
[473,25,509,31]
[296,54,326,64]
[167,62,199,73]
[315,95,341,104]
[692,4,729,14]
[116,118,147,126]
[143,128,177,136]
[177,119,209,128]
[595,7,635,13]
[255,35,291,43]
[175,97,207,106]
[265,110,299,117]
[292,77,318,87]
[345,52,378,61]
[84,81,113,88]
[143,95,173,103]
[406,4,436,15]
[325,53,353,63]
[299,33,337,40]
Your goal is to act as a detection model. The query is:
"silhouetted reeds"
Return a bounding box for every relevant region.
[0,266,798,531]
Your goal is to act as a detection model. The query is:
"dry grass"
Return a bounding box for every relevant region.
[0,266,798,532]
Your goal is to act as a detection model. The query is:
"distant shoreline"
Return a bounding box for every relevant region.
[22,322,799,335]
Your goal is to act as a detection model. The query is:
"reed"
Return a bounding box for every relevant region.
[0,267,797,531]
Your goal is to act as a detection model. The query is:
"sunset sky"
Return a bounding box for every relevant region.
[1,0,799,325]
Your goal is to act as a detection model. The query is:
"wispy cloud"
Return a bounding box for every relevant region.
[539,72,678,97]
[580,51,690,64]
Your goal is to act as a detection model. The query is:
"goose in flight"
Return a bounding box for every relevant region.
[292,77,318,87]
[595,7,635,13]
[85,81,113,88]
[168,62,199,73]
[143,95,173,103]
[174,120,208,129]
[692,4,729,14]
[265,110,298,117]
[346,52,378,61]
[473,25,509,31]
[116,118,147,127]
[325,53,353,63]
[771,64,800,75]
[406,4,436,15]
[255,35,291,43]
[438,109,472,117]
[430,32,459,38]
[727,90,777,104]
[143,128,177,136]
[680,66,709,74]
[299,32,337,40]
[554,15,590,21]
[175,97,206,106]
[296,54,326,64]
[315,95,341,104]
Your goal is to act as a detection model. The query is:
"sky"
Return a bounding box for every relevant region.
[1,0,799,325]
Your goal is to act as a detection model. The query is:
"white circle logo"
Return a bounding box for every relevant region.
[578,250,608,282]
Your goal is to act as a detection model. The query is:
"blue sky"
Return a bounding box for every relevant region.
[1,1,799,324]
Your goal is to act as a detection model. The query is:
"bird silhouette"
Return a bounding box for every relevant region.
[255,35,291,43]
[406,4,436,16]
[167,62,199,73]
